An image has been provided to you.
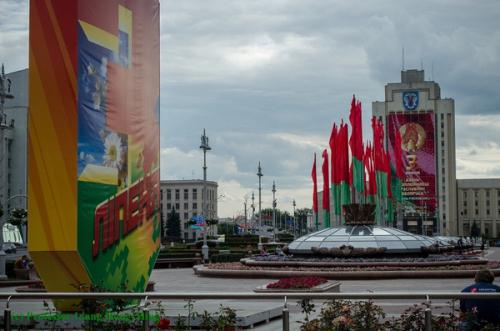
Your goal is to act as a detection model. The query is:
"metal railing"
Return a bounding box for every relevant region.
[2,292,500,331]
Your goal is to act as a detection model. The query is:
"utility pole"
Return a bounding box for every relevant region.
[292,199,296,238]
[272,181,276,243]
[200,129,211,263]
[257,162,263,250]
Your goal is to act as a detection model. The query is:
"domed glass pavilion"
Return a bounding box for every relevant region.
[287,226,437,255]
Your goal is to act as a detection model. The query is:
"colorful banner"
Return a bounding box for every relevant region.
[387,112,437,216]
[29,0,160,310]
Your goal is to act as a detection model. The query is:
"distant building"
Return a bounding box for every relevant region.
[160,179,218,241]
[372,69,457,235]
[457,179,500,238]
[1,69,28,244]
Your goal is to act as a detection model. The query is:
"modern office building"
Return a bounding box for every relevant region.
[457,179,500,238]
[372,69,457,235]
[160,179,218,241]
[1,68,28,245]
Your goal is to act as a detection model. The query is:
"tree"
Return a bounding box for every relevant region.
[255,208,291,230]
[166,207,181,242]
[160,211,166,243]
[295,208,312,236]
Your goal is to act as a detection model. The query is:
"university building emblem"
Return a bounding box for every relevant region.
[402,91,419,110]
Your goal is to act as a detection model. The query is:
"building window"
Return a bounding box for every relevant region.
[441,122,444,129]
[193,189,197,200]
[474,190,478,198]
[463,201,467,207]
[166,189,171,200]
[175,189,180,200]
[184,223,189,229]
[184,202,188,210]
[441,141,444,147]
[463,191,467,199]
[475,209,478,215]
[475,201,478,206]
[441,114,444,120]
[193,202,198,210]
[160,189,163,200]
[464,210,467,215]
[487,209,490,215]
[184,212,188,220]
[184,189,188,200]
[167,203,171,210]
[486,191,490,197]
[487,200,490,206]
[175,203,180,210]
[441,131,444,138]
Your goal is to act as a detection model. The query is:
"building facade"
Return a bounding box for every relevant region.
[372,69,457,235]
[160,179,218,241]
[457,179,500,238]
[1,69,28,245]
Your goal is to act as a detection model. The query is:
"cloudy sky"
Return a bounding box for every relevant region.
[1,0,500,217]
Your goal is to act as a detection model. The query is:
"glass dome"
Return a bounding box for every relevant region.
[287,226,437,254]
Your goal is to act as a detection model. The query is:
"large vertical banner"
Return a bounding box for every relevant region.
[387,112,437,215]
[29,0,160,310]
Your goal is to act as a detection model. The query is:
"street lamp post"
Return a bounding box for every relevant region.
[292,199,296,238]
[272,181,276,243]
[200,129,211,263]
[0,63,14,280]
[243,197,247,234]
[257,162,263,250]
[251,192,255,231]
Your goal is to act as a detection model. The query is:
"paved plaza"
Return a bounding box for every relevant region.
[0,247,498,330]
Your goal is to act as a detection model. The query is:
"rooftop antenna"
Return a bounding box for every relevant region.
[402,47,405,71]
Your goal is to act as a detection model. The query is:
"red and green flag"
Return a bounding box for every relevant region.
[329,123,341,217]
[311,153,319,230]
[339,122,351,219]
[321,149,331,228]
[349,96,364,200]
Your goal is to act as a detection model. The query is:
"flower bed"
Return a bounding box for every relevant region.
[266,277,327,289]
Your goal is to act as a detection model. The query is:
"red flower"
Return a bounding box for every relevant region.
[266,277,328,289]
[157,318,171,329]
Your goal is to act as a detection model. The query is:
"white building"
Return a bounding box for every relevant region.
[1,68,28,245]
[160,179,218,241]
[372,69,457,235]
[457,179,500,238]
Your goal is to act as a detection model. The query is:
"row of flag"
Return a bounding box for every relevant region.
[311,95,405,229]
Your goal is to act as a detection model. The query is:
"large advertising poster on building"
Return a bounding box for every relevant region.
[387,112,437,215]
[29,0,159,308]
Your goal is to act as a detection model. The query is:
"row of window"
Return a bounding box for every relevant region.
[461,209,500,216]
[162,188,217,201]
[463,200,500,207]
[463,190,500,199]
[165,188,198,200]
[166,202,197,211]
